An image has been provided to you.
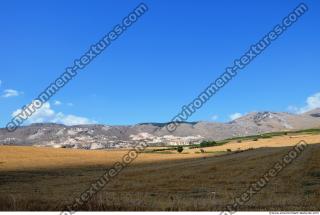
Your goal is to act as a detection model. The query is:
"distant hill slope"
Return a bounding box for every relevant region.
[1,109,320,149]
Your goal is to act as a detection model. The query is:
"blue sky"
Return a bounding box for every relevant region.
[0,0,319,126]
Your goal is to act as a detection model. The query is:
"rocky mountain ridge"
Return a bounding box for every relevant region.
[1,108,320,149]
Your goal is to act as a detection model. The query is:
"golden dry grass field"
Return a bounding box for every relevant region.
[0,133,320,211]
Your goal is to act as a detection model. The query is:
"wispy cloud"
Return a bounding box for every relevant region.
[67,102,74,107]
[229,112,243,120]
[0,80,2,87]
[288,92,320,114]
[54,100,62,106]
[2,89,22,98]
[12,102,96,126]
[211,115,219,121]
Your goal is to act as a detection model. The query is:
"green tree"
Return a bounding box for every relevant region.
[177,146,184,153]
[200,141,217,148]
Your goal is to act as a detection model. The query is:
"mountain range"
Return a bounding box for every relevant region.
[1,108,320,149]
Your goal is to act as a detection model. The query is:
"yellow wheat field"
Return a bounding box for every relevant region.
[0,133,319,211]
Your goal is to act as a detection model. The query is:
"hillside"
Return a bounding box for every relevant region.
[1,109,320,149]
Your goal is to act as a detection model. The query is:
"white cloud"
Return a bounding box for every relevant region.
[12,102,96,126]
[2,89,22,98]
[67,102,74,107]
[287,105,299,113]
[229,112,243,120]
[54,113,96,125]
[0,80,2,87]
[288,92,320,114]
[54,100,62,106]
[211,115,219,121]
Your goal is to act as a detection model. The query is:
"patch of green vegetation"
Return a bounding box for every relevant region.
[200,141,217,147]
[189,140,229,149]
[217,140,229,145]
[226,128,320,143]
[227,134,271,142]
[266,128,320,136]
[144,128,320,154]
[298,128,320,135]
[195,151,225,154]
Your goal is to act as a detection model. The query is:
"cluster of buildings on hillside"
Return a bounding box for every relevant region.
[130,133,204,146]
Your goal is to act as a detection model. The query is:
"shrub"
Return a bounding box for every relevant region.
[253,138,259,141]
[237,140,242,143]
[200,141,217,148]
[227,149,232,152]
[177,146,184,153]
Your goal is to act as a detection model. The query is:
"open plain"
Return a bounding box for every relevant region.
[0,133,320,211]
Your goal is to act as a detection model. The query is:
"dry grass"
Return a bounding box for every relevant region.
[0,133,320,211]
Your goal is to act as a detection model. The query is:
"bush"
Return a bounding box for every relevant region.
[177,146,184,153]
[253,138,259,141]
[227,149,232,152]
[237,140,242,143]
[200,141,217,148]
